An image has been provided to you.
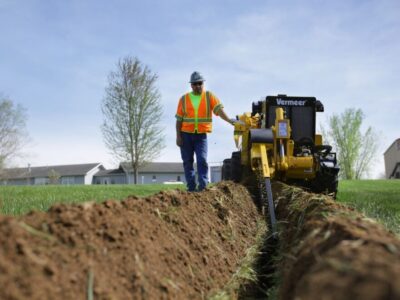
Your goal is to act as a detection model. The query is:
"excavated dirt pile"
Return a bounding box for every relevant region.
[0,182,262,300]
[274,183,400,300]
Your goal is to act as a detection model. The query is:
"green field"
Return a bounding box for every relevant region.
[337,180,400,234]
[0,184,184,216]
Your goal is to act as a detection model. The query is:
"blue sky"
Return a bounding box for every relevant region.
[0,0,399,178]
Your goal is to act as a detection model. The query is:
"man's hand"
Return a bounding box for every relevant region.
[229,118,237,126]
[176,120,183,147]
[176,135,183,147]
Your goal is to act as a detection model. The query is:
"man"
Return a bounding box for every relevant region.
[175,71,235,192]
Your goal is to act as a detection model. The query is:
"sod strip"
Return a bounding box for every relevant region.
[271,183,400,300]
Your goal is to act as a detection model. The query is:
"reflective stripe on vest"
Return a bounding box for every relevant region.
[182,117,212,123]
[205,91,211,119]
[181,95,186,115]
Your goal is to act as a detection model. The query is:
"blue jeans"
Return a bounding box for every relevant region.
[180,132,208,191]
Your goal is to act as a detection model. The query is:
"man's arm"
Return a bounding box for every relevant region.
[209,92,234,125]
[176,120,183,146]
[218,108,235,125]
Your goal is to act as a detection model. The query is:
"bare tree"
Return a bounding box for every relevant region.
[322,108,379,179]
[48,169,61,185]
[101,56,165,184]
[0,96,29,171]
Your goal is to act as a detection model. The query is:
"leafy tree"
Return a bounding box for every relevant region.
[0,96,29,171]
[322,108,379,179]
[101,56,165,184]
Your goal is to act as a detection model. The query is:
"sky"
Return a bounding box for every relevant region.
[0,0,399,178]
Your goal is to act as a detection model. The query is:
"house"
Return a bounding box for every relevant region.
[0,163,104,185]
[93,162,222,185]
[210,164,222,183]
[123,162,186,184]
[93,162,186,184]
[384,138,400,179]
[0,161,223,186]
[92,167,127,185]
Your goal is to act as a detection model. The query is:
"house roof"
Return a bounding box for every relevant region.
[94,168,125,177]
[0,163,104,180]
[384,138,400,155]
[120,162,187,173]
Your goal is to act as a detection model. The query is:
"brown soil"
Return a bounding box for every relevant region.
[2,180,400,300]
[274,183,400,300]
[0,182,262,300]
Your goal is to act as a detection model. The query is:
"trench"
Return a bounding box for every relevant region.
[235,181,281,299]
[237,235,278,299]
[237,182,400,300]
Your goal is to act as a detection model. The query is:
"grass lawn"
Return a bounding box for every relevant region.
[337,180,400,234]
[0,184,185,216]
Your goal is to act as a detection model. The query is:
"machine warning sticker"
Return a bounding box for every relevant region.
[278,122,288,137]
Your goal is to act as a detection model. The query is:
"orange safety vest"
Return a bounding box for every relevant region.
[175,91,223,133]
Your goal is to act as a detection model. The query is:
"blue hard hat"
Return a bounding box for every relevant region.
[189,71,205,83]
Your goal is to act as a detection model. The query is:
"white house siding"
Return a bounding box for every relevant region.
[84,165,103,185]
[1,178,32,185]
[114,175,127,184]
[127,170,223,185]
[61,176,76,185]
[58,176,85,185]
[93,175,127,185]
[34,177,49,185]
[128,173,185,184]
[210,166,222,183]
[76,176,85,184]
[384,140,400,178]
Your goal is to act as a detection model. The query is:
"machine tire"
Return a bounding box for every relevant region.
[311,172,339,199]
[222,159,232,180]
[327,174,339,199]
[231,151,242,183]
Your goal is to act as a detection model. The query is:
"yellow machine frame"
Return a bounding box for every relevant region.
[234,107,320,181]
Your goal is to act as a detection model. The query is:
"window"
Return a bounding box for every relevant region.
[61,177,75,185]
[177,175,181,181]
[35,177,49,185]
[152,175,156,182]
